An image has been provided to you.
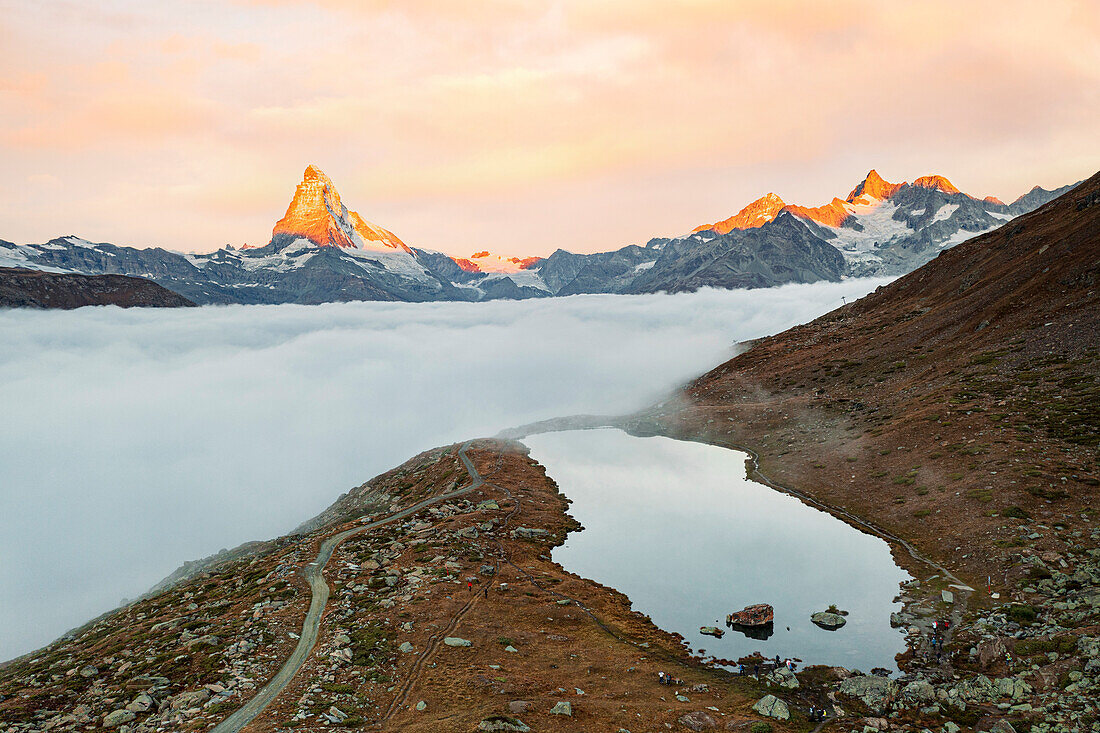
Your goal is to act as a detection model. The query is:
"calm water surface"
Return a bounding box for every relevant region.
[525,428,912,672]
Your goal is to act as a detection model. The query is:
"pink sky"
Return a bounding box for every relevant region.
[1,0,1097,257]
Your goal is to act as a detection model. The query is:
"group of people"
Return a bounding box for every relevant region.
[807,705,827,722]
[732,655,798,678]
[927,618,951,663]
[656,671,683,686]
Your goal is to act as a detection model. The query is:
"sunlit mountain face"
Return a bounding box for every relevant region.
[453,251,543,273]
[272,165,411,253]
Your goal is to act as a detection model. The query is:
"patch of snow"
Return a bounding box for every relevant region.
[930,203,959,224]
[938,226,993,249]
[988,211,1012,220]
[909,208,926,217]
[826,200,913,256]
[0,245,74,273]
[480,270,549,292]
[63,236,98,249]
[633,260,657,273]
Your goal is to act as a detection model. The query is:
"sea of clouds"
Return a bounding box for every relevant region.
[0,279,890,660]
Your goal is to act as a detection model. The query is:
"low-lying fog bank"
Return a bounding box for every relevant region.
[0,279,890,660]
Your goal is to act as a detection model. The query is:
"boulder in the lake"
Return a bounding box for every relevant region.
[727,603,774,627]
[811,610,847,629]
[700,626,724,637]
[752,694,790,720]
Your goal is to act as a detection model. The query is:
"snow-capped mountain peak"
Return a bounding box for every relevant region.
[911,174,961,195]
[272,165,410,254]
[846,169,905,204]
[692,192,787,235]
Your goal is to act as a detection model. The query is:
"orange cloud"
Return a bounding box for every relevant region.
[0,0,1096,255]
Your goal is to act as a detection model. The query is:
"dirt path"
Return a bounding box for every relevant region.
[209,445,479,733]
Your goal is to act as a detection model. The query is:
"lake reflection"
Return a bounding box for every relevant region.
[525,428,911,672]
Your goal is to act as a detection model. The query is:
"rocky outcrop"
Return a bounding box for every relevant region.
[838,674,899,714]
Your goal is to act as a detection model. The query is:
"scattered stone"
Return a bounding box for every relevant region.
[399,641,414,653]
[102,710,135,728]
[942,590,955,604]
[504,645,518,653]
[478,717,530,732]
[125,692,155,713]
[699,626,724,637]
[78,665,98,678]
[507,700,531,714]
[415,700,427,712]
[752,694,790,720]
[444,637,472,647]
[550,701,573,716]
[511,527,549,539]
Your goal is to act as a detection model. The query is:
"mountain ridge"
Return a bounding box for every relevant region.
[0,167,1079,305]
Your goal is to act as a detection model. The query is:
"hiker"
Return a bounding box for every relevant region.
[658,671,667,685]
[467,580,473,592]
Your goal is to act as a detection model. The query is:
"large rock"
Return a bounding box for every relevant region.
[838,675,899,714]
[977,637,1009,670]
[727,603,774,627]
[678,710,717,730]
[766,667,799,689]
[811,611,847,629]
[752,694,790,720]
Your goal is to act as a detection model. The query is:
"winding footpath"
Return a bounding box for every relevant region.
[210,442,480,733]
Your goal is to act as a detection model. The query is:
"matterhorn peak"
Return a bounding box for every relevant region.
[692,192,787,235]
[846,169,904,203]
[272,165,410,253]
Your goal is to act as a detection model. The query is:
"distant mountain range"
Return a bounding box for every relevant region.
[0,166,1077,305]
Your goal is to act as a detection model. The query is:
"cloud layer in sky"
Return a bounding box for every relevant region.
[0,279,888,660]
[0,0,1096,256]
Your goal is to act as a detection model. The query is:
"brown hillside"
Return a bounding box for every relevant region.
[644,170,1100,591]
[0,267,196,309]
